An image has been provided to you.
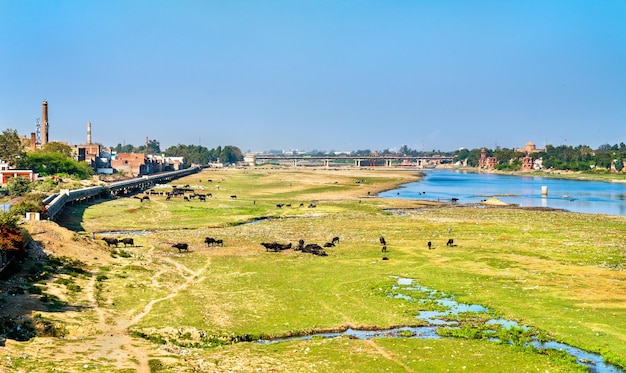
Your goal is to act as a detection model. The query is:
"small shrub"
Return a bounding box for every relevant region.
[148,359,167,372]
[54,278,73,286]
[28,285,43,295]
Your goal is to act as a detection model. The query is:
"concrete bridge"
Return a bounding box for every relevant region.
[44,166,201,220]
[244,154,455,168]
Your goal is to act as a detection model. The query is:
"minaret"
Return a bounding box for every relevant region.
[87,122,92,144]
[41,100,49,146]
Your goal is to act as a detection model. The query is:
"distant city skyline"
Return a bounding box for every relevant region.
[1,1,625,153]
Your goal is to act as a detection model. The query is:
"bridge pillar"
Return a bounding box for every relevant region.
[354,159,361,167]
[324,159,329,167]
[386,159,392,167]
[292,159,298,167]
[244,154,256,167]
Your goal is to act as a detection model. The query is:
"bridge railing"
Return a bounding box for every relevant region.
[44,166,200,220]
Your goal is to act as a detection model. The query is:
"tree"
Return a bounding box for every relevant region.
[7,177,31,197]
[17,153,93,179]
[219,145,243,164]
[113,143,135,153]
[398,145,410,156]
[0,129,26,167]
[165,144,217,167]
[41,142,73,157]
[145,139,161,154]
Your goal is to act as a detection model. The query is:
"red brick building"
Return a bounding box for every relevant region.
[110,153,184,176]
[478,148,498,170]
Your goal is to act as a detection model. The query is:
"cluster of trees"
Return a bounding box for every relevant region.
[111,141,244,167]
[0,129,245,181]
[164,144,243,167]
[0,129,93,179]
[112,141,244,167]
[453,143,626,172]
[112,139,162,155]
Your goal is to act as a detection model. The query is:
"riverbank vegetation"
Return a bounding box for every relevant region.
[1,167,624,372]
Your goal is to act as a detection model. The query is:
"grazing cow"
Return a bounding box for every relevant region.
[204,237,216,246]
[379,236,386,246]
[276,204,284,208]
[381,245,387,252]
[446,239,454,246]
[299,203,304,207]
[308,203,316,208]
[278,242,292,251]
[323,242,335,248]
[382,256,389,260]
[172,243,189,253]
[230,195,237,199]
[214,239,224,247]
[294,239,305,251]
[261,242,279,252]
[198,195,206,201]
[331,236,340,245]
[120,238,134,247]
[302,244,327,256]
[428,241,432,250]
[261,242,291,252]
[102,237,119,247]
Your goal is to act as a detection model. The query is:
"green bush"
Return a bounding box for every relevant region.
[6,176,31,196]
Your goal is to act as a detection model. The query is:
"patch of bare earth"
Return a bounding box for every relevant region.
[0,221,169,372]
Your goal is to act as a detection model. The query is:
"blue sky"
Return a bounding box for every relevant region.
[1,1,625,153]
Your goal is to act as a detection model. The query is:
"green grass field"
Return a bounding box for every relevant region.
[7,167,626,372]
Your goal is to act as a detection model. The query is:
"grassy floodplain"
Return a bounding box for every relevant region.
[5,167,626,372]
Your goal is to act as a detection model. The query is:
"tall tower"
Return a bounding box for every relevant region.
[41,100,49,146]
[87,122,92,144]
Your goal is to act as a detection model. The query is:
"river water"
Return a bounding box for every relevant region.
[379,170,626,216]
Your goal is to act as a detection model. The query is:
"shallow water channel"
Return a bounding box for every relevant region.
[260,277,623,372]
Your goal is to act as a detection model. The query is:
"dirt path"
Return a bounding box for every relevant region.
[69,247,212,372]
[365,340,416,372]
[128,257,211,326]
[2,223,215,372]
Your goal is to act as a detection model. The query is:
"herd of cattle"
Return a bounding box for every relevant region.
[134,183,324,209]
[101,237,135,247]
[101,234,456,256]
[261,236,340,256]
[104,183,457,256]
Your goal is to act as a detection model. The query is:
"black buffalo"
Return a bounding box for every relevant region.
[172,243,189,253]
[102,237,118,247]
[120,238,134,247]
